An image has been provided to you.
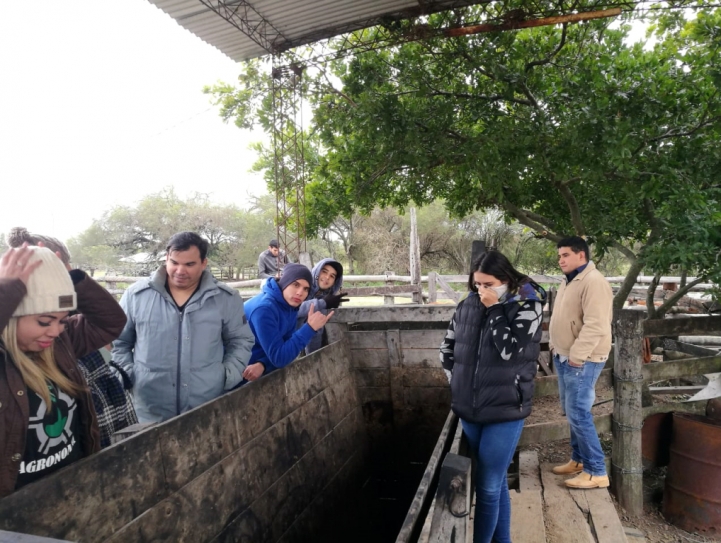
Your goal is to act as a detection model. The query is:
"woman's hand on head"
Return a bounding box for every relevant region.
[478,285,499,308]
[36,241,71,271]
[0,244,42,285]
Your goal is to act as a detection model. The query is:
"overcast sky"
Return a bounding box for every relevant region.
[0,0,267,242]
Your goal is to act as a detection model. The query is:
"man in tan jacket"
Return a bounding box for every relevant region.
[549,236,613,489]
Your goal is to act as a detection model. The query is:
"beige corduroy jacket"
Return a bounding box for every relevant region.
[548,262,613,365]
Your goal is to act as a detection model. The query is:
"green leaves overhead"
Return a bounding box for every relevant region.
[306,4,721,282]
[206,2,721,292]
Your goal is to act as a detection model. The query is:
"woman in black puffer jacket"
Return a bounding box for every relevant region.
[440,251,546,543]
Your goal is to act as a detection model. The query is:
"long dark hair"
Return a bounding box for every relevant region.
[467,250,528,294]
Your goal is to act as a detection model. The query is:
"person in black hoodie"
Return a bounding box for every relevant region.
[440,251,546,543]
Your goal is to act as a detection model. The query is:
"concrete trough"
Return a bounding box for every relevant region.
[0,306,454,543]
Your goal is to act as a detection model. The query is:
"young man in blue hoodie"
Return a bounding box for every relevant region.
[242,263,334,382]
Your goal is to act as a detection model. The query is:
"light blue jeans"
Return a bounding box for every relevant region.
[555,354,607,476]
[462,418,525,543]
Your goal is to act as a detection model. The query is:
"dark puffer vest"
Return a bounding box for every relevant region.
[446,283,545,424]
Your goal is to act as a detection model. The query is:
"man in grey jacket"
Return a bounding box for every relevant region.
[113,232,255,423]
[257,239,289,279]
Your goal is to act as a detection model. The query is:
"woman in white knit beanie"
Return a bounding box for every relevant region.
[7,227,138,448]
[0,243,127,497]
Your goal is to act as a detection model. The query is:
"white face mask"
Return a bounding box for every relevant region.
[491,285,508,299]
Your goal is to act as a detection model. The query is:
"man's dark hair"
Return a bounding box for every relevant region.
[556,236,591,262]
[467,250,528,294]
[166,232,209,261]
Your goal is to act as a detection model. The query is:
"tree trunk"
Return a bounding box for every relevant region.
[613,258,644,311]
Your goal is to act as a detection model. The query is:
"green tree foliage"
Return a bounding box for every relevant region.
[67,189,277,278]
[207,4,721,313]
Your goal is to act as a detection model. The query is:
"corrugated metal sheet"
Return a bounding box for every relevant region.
[147,0,482,61]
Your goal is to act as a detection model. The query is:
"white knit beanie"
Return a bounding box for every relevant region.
[12,247,77,317]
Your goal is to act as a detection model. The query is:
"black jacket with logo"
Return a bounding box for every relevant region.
[440,281,546,424]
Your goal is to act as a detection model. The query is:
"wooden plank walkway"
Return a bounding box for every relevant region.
[510,452,634,543]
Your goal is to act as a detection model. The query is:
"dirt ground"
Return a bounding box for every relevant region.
[521,388,721,543]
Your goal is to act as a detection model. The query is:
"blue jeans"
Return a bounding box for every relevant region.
[555,355,607,476]
[462,418,525,543]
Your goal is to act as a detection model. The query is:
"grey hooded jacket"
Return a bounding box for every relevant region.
[297,258,344,354]
[112,267,254,423]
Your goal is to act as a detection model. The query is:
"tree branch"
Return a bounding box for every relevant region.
[646,272,662,319]
[457,49,497,82]
[524,210,562,233]
[413,119,468,142]
[646,115,721,146]
[614,258,644,311]
[319,69,357,108]
[518,82,540,109]
[602,103,721,182]
[525,23,568,72]
[627,99,720,162]
[501,201,563,242]
[428,89,534,107]
[613,223,663,310]
[609,240,637,263]
[557,182,585,236]
[655,276,709,319]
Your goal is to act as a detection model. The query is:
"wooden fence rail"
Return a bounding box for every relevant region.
[102,271,717,307]
[96,273,717,303]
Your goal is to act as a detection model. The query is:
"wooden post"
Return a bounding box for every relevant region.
[428,272,438,303]
[105,280,119,300]
[410,208,423,304]
[611,308,646,516]
[470,240,486,272]
[387,330,404,413]
[435,275,461,304]
[384,271,395,306]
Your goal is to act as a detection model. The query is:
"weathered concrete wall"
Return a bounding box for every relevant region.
[0,339,366,543]
[327,306,454,465]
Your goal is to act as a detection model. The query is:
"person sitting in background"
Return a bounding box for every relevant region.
[241,263,335,382]
[8,227,138,448]
[297,258,348,355]
[257,239,290,279]
[0,244,127,496]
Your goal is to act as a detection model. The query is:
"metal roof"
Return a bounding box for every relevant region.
[147,0,483,62]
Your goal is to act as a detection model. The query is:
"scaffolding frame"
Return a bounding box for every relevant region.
[271,60,307,260]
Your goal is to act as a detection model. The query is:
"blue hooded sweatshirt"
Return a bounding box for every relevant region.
[244,277,316,376]
[296,258,344,354]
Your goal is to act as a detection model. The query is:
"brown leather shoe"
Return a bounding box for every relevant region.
[552,460,584,475]
[565,472,610,489]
